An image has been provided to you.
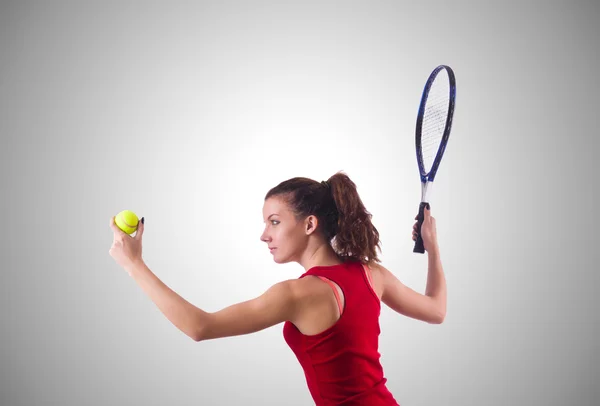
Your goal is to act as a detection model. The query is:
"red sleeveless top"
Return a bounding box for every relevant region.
[283,261,399,405]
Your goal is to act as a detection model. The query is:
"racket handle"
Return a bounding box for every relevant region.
[413,202,430,254]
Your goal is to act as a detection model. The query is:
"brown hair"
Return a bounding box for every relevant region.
[264,171,381,264]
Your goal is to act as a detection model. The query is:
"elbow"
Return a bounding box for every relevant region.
[192,323,208,342]
[192,314,211,342]
[192,329,205,342]
[438,309,446,324]
[430,309,446,324]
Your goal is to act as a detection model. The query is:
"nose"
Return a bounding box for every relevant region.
[260,228,271,243]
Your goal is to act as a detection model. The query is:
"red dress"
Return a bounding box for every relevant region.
[283,261,400,405]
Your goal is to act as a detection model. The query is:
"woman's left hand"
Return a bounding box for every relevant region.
[109,216,145,273]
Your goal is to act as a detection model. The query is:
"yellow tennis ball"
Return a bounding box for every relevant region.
[115,210,139,235]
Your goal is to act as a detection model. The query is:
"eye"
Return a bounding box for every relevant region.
[271,220,280,225]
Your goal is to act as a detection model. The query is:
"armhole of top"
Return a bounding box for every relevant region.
[316,276,344,316]
[362,263,379,302]
[363,264,374,289]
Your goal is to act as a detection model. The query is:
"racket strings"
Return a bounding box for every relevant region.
[421,74,450,172]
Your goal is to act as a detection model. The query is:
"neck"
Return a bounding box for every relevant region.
[299,241,342,271]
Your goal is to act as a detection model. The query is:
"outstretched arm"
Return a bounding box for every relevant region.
[109,216,300,342]
[127,261,300,341]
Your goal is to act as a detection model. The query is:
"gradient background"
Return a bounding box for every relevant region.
[1,1,599,405]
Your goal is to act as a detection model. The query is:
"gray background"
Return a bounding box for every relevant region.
[1,1,599,405]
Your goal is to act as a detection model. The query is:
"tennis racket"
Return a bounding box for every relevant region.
[413,65,456,254]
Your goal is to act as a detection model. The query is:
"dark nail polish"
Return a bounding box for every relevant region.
[141,217,145,224]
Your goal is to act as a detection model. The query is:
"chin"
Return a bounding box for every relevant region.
[272,253,290,264]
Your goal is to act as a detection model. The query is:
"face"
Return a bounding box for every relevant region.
[261,196,313,264]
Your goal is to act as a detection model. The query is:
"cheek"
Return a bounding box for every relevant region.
[274,228,293,250]
[283,229,303,249]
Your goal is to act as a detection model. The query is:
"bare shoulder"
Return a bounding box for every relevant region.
[274,277,330,311]
[292,274,346,314]
[367,261,404,298]
[288,275,346,335]
[292,275,336,301]
[364,261,387,299]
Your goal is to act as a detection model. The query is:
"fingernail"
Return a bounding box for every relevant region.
[141,217,145,224]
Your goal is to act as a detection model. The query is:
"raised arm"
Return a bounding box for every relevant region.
[373,207,446,324]
[375,254,446,324]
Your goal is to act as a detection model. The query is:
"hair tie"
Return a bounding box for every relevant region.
[321,180,330,189]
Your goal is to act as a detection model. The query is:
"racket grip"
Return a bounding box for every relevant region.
[413,202,430,254]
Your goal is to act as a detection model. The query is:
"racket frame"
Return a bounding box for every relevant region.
[413,65,456,254]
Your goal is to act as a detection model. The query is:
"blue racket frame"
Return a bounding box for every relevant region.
[413,65,456,254]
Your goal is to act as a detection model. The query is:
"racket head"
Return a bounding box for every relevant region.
[415,65,456,183]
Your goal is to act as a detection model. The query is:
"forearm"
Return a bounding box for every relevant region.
[127,261,208,341]
[425,248,447,319]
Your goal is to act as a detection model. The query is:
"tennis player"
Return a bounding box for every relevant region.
[109,171,447,405]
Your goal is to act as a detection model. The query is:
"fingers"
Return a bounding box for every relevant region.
[416,204,431,220]
[109,216,128,238]
[109,217,121,233]
[412,205,436,241]
[134,217,145,241]
[423,206,431,218]
[423,207,437,225]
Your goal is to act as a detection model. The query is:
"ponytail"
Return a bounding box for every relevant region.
[327,172,381,264]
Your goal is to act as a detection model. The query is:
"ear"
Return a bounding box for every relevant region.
[304,215,319,235]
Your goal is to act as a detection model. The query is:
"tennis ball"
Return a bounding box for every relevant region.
[115,210,139,235]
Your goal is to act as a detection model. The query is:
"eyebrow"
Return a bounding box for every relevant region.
[264,213,280,223]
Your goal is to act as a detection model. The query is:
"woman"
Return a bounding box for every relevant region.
[109,171,447,405]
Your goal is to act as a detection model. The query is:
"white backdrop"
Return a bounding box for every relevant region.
[1,1,598,405]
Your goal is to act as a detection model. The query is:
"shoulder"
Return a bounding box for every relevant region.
[365,261,392,278]
[363,261,388,299]
[282,275,343,316]
[366,261,385,274]
[274,277,328,307]
[291,274,335,299]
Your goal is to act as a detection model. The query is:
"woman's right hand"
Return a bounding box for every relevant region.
[412,207,439,254]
